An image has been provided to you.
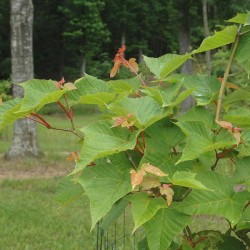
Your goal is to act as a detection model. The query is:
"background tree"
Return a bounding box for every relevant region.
[6,0,41,159]
[59,0,110,78]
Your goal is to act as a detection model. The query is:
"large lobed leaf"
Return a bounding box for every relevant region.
[139,119,189,176]
[0,98,25,131]
[129,192,166,232]
[73,120,139,173]
[17,79,68,113]
[176,121,237,163]
[54,176,84,205]
[143,54,191,79]
[77,153,132,230]
[182,75,220,106]
[109,96,172,129]
[144,208,191,250]
[176,171,248,225]
[65,74,115,107]
[227,12,250,25]
[191,25,238,54]
[234,32,250,76]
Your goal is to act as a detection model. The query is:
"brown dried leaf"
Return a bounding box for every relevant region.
[142,163,168,177]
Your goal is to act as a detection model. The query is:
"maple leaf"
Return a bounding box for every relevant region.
[159,185,174,207]
[110,45,139,78]
[142,163,168,177]
[216,120,242,144]
[66,151,80,162]
[130,169,146,190]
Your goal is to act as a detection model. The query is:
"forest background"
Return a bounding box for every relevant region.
[0,0,249,87]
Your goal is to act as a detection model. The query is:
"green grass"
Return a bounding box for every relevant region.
[0,178,96,250]
[0,113,100,160]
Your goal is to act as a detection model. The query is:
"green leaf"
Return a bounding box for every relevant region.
[238,129,250,157]
[142,82,192,108]
[79,92,116,108]
[142,83,182,106]
[0,98,25,131]
[170,171,210,190]
[236,206,250,230]
[110,96,171,129]
[182,75,220,106]
[224,108,250,127]
[140,119,188,176]
[65,74,113,106]
[129,192,166,232]
[17,79,67,113]
[176,121,237,163]
[109,76,141,95]
[54,176,84,205]
[100,197,129,231]
[176,106,215,129]
[227,12,250,25]
[73,120,139,173]
[176,171,248,225]
[77,153,132,230]
[223,90,250,108]
[137,237,150,250]
[144,208,191,250]
[235,32,250,75]
[217,235,246,250]
[143,54,191,79]
[192,26,238,54]
[233,156,250,184]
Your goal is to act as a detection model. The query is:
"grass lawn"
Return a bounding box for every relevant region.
[0,178,96,250]
[0,113,99,250]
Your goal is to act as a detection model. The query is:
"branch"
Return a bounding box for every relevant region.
[50,127,84,140]
[215,25,242,122]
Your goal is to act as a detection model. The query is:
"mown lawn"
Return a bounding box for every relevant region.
[0,113,99,250]
[0,178,96,250]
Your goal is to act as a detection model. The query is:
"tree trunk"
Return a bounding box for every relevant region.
[6,0,41,159]
[202,0,211,75]
[179,0,195,112]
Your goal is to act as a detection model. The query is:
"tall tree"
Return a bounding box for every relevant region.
[6,0,40,159]
[178,0,195,111]
[59,0,110,77]
[202,0,211,75]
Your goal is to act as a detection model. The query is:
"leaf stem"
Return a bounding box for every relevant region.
[29,113,52,128]
[122,58,147,87]
[50,127,84,140]
[64,95,75,130]
[215,25,242,122]
[57,98,75,130]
